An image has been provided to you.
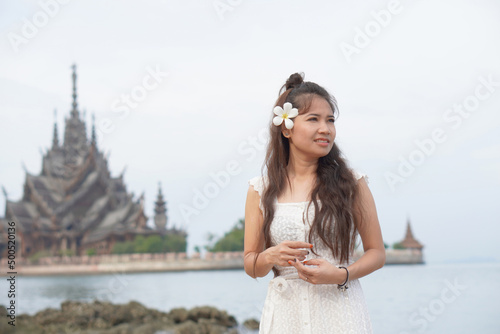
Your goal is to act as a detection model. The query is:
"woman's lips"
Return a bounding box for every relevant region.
[314,138,330,146]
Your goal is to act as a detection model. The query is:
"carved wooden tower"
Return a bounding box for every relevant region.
[0,65,174,257]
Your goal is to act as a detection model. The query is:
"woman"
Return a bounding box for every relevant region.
[244,73,385,333]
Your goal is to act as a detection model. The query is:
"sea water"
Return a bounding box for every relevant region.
[7,262,500,333]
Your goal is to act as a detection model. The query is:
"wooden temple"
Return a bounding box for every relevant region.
[0,65,181,258]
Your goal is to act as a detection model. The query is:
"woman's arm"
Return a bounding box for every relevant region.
[244,186,273,278]
[347,176,386,280]
[289,176,385,284]
[244,185,310,278]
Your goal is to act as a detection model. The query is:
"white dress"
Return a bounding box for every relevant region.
[248,171,373,334]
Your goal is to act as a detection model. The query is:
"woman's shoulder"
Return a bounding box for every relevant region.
[248,175,268,212]
[351,169,369,184]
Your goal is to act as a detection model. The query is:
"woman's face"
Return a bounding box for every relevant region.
[285,96,336,159]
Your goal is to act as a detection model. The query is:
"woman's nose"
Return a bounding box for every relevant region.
[318,122,331,134]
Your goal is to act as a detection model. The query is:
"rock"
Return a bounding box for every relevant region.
[110,304,134,326]
[93,300,118,326]
[132,322,166,334]
[173,320,203,334]
[197,318,228,334]
[105,322,134,334]
[0,305,15,334]
[169,307,189,323]
[0,305,7,317]
[60,300,104,330]
[5,300,238,334]
[127,300,150,320]
[186,306,237,328]
[188,306,217,322]
[243,318,260,330]
[93,317,109,329]
[34,307,67,326]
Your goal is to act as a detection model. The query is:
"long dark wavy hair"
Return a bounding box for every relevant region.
[260,73,361,277]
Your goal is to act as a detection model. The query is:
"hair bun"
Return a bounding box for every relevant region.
[285,72,304,90]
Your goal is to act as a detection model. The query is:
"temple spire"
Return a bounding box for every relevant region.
[405,219,414,240]
[1,185,8,200]
[91,113,97,147]
[71,64,78,117]
[400,218,424,250]
[63,64,88,165]
[154,182,167,230]
[52,109,59,149]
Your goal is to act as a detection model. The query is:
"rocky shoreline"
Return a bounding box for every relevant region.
[0,300,260,334]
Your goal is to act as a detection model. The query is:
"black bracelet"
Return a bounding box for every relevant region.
[337,266,349,291]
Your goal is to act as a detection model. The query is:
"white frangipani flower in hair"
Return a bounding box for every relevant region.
[272,102,299,129]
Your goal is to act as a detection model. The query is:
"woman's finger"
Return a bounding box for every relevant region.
[291,249,310,257]
[284,241,313,249]
[288,259,301,269]
[297,269,312,283]
[300,273,310,282]
[303,258,323,266]
[291,258,313,275]
[277,246,308,258]
[283,255,305,263]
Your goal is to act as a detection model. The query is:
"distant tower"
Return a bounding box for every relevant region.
[91,113,97,147]
[52,109,59,149]
[63,64,88,167]
[400,219,424,250]
[154,182,167,230]
[71,63,78,116]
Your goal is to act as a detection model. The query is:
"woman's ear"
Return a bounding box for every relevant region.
[282,130,291,138]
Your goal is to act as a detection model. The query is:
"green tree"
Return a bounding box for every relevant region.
[134,235,148,253]
[111,233,187,254]
[393,242,406,250]
[58,249,75,257]
[86,248,96,256]
[204,232,217,251]
[208,219,245,252]
[28,250,52,263]
[163,234,187,252]
[145,235,163,253]
[112,240,135,254]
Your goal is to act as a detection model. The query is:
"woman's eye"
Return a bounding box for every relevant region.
[308,118,317,121]
[329,119,335,123]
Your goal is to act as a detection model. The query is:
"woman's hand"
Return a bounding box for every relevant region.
[264,241,312,267]
[288,258,348,285]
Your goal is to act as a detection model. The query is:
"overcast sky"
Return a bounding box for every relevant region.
[1,0,499,263]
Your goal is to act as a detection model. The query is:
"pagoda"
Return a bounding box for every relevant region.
[399,219,424,250]
[154,182,167,231]
[0,65,176,257]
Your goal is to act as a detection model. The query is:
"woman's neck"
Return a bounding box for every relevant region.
[287,153,318,180]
